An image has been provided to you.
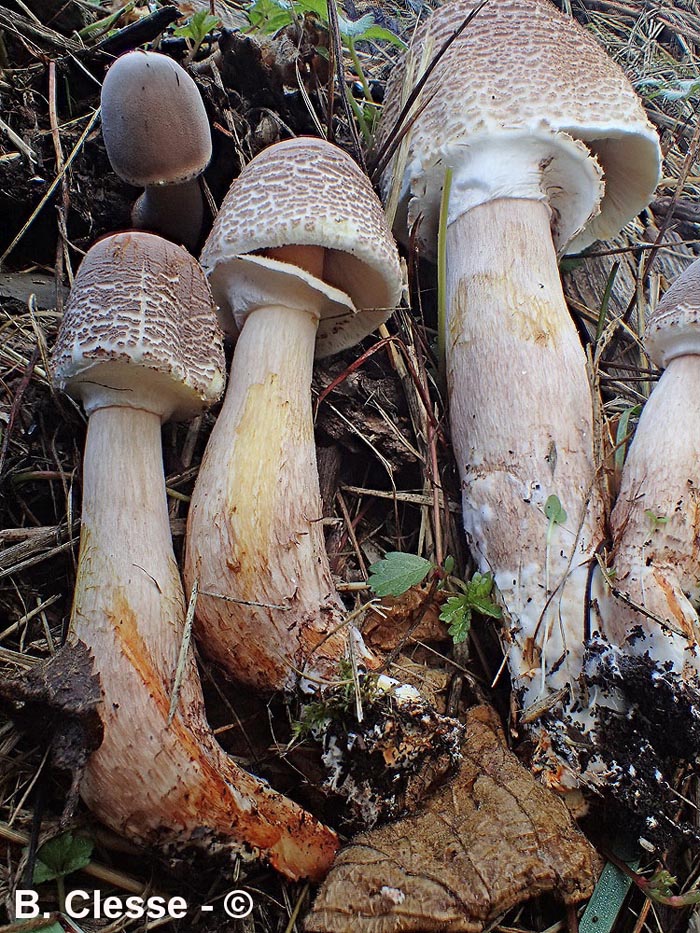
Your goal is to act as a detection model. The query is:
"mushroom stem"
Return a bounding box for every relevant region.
[185,297,353,693]
[445,197,606,720]
[132,179,205,252]
[607,355,700,664]
[73,404,338,881]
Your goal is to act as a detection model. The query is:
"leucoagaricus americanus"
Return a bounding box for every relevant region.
[581,260,700,843]
[100,50,212,252]
[376,0,661,785]
[51,231,338,880]
[184,137,403,694]
[607,261,700,663]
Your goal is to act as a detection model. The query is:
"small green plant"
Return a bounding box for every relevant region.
[174,10,221,61]
[33,832,94,914]
[367,552,501,645]
[645,509,670,531]
[246,0,405,138]
[614,404,641,478]
[439,571,502,644]
[247,0,404,48]
[292,660,381,738]
[544,493,567,596]
[627,865,700,908]
[544,494,567,537]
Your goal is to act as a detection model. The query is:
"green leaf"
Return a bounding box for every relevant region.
[461,571,502,619]
[339,11,375,37]
[368,552,433,597]
[443,555,455,575]
[246,0,294,32]
[174,9,220,42]
[614,404,641,476]
[294,0,327,18]
[644,508,669,529]
[33,833,94,884]
[440,595,472,644]
[544,494,567,525]
[359,24,407,48]
[441,572,502,643]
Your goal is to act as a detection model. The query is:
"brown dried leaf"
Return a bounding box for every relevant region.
[306,706,599,933]
[364,589,447,654]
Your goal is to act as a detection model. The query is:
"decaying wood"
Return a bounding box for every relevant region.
[306,705,599,933]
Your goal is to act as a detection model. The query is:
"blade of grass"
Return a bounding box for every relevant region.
[437,166,452,386]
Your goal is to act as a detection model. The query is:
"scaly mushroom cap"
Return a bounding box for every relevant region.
[100,50,212,187]
[52,232,225,419]
[200,136,403,357]
[645,258,700,368]
[376,0,661,257]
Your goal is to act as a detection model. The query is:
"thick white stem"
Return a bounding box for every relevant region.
[445,199,606,718]
[72,405,338,880]
[606,356,700,672]
[185,305,352,693]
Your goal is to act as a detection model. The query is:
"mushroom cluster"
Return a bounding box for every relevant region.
[43,0,692,890]
[51,231,338,881]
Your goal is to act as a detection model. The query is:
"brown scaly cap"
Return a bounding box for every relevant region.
[645,258,700,368]
[101,50,212,187]
[200,136,403,357]
[52,232,225,419]
[376,0,661,256]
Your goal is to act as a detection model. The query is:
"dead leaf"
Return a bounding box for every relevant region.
[306,706,599,933]
[364,589,447,654]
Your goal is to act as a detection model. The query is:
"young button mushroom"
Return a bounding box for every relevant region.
[52,232,338,881]
[185,137,403,694]
[375,0,661,785]
[100,50,212,252]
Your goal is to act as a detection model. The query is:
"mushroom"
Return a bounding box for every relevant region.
[184,136,403,694]
[375,0,661,785]
[580,259,700,842]
[607,261,700,658]
[51,231,338,881]
[100,50,212,252]
[601,260,700,691]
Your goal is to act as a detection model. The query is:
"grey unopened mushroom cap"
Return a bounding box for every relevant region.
[645,258,700,368]
[51,232,225,420]
[101,50,212,187]
[200,137,403,358]
[376,0,661,258]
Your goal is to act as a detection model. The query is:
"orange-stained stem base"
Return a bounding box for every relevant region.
[72,405,338,880]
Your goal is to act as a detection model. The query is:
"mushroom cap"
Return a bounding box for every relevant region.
[645,258,700,368]
[200,136,403,358]
[100,50,212,187]
[52,232,226,420]
[376,0,661,258]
